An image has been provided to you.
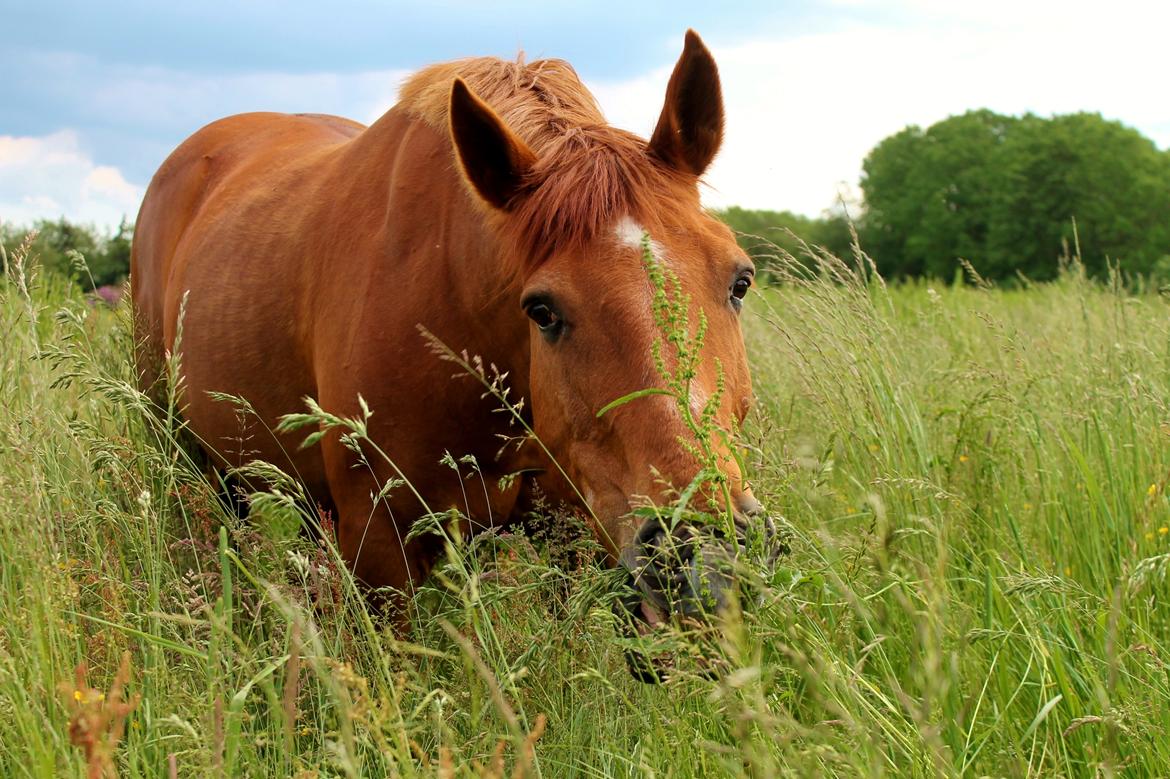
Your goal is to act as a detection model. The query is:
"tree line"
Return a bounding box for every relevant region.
[724,110,1170,282]
[4,109,1169,288]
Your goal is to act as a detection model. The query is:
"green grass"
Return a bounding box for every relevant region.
[2,242,1169,777]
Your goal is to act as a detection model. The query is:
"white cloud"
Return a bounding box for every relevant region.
[590,3,1170,216]
[0,131,142,228]
[0,64,409,231]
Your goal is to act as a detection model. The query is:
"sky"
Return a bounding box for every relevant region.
[2,0,1168,231]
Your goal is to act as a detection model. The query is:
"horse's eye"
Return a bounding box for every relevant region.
[525,301,563,337]
[731,274,752,308]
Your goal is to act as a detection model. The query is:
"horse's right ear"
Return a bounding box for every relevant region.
[449,78,537,211]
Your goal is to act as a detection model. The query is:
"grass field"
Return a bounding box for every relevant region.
[2,240,1169,777]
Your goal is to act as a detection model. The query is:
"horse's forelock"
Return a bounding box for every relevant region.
[501,128,696,272]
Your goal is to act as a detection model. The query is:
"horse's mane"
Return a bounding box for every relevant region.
[398,56,695,268]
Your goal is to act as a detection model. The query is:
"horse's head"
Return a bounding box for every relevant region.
[447,31,780,641]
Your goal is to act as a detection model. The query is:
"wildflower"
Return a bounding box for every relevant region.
[959,454,969,464]
[1160,526,1169,536]
[1064,567,1072,577]
[58,652,139,777]
[1146,532,1155,542]
[1148,483,1159,497]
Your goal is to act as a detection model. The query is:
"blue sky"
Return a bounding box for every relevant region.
[2,0,1167,229]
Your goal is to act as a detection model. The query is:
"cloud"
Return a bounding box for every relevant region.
[0,62,409,231]
[591,3,1170,216]
[0,131,142,229]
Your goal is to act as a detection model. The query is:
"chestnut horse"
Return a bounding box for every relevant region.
[132,30,774,631]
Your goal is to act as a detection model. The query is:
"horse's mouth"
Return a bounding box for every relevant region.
[621,605,668,683]
[615,513,788,683]
[636,599,667,633]
[621,592,725,683]
[615,573,674,682]
[616,570,667,632]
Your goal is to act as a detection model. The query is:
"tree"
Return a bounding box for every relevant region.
[987,114,1170,278]
[91,219,134,288]
[860,110,1170,280]
[861,110,1018,278]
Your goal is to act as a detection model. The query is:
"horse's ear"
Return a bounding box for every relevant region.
[648,29,724,177]
[449,78,536,210]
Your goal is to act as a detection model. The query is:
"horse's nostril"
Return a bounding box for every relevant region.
[736,493,764,518]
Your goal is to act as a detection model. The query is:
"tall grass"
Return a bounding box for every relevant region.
[1,236,1168,776]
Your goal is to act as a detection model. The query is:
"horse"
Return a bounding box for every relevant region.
[131,30,778,644]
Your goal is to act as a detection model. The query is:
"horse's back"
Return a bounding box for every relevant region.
[131,112,367,485]
[132,112,364,388]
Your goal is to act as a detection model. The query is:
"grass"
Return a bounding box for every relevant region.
[1,237,1169,777]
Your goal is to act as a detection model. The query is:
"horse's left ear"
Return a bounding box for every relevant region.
[449,77,537,210]
[648,29,724,177]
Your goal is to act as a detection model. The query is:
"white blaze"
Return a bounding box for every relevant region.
[613,216,670,268]
[614,215,646,248]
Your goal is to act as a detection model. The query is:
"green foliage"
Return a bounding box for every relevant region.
[861,110,1170,280]
[716,206,854,277]
[1,217,133,291]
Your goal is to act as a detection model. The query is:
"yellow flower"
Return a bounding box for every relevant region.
[73,690,81,702]
[1146,532,1155,541]
[1064,567,1072,577]
[1149,483,1159,497]
[1160,526,1169,536]
[959,454,969,464]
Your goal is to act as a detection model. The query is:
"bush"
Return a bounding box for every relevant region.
[716,207,855,279]
[1,217,133,291]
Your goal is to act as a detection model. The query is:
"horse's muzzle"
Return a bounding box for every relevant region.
[616,500,787,682]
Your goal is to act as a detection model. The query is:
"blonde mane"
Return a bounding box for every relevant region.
[398,56,696,267]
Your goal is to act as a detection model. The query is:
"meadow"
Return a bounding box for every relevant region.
[2,238,1169,777]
